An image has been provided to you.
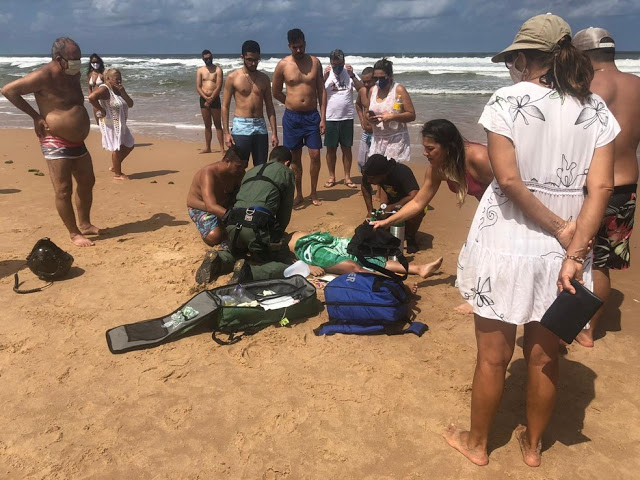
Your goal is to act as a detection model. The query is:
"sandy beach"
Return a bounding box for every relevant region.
[1,128,639,479]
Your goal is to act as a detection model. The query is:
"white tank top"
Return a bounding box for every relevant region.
[369,83,407,137]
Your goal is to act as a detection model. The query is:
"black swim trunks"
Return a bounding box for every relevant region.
[592,184,636,270]
[200,96,221,109]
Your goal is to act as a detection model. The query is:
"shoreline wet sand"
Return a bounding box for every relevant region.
[1,128,639,478]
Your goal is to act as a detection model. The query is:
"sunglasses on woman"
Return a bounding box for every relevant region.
[504,53,515,69]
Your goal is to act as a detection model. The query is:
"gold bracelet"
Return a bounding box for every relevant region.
[564,254,585,264]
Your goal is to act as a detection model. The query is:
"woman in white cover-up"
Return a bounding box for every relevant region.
[88,68,135,180]
[444,14,618,468]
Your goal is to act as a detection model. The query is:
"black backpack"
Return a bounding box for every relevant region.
[346,223,408,282]
[13,238,74,294]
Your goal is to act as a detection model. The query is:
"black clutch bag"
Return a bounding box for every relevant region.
[540,279,603,344]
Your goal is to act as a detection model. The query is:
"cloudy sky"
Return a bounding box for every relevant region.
[1,0,639,55]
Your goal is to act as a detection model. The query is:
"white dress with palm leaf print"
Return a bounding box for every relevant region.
[457,82,619,325]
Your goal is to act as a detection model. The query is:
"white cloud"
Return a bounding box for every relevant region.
[1,0,638,53]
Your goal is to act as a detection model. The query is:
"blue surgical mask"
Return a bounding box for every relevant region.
[332,65,344,75]
[377,77,390,89]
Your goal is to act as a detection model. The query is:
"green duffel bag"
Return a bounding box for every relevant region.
[212,275,319,344]
[105,275,319,353]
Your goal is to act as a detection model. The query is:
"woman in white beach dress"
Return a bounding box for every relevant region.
[88,68,135,179]
[444,14,618,468]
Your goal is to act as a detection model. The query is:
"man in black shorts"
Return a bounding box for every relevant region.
[361,154,424,253]
[196,49,225,153]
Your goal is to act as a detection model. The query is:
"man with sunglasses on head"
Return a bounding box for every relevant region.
[272,28,327,206]
[196,49,225,154]
[1,37,101,247]
[222,40,278,167]
[572,28,640,347]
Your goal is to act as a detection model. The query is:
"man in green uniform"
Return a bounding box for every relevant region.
[195,146,295,284]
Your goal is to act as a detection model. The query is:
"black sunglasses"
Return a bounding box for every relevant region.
[504,53,515,69]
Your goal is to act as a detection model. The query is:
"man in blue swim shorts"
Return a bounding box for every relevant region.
[186,147,246,246]
[222,40,279,167]
[272,28,326,206]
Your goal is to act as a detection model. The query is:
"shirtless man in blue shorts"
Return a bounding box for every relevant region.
[186,147,245,246]
[222,40,278,167]
[272,28,326,206]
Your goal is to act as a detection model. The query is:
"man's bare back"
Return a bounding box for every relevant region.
[591,70,640,185]
[187,159,244,217]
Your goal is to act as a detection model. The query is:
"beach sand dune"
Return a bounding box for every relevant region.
[1,129,639,479]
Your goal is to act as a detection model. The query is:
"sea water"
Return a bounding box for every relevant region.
[2,52,639,150]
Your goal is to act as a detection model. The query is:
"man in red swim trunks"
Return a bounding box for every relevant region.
[1,37,101,247]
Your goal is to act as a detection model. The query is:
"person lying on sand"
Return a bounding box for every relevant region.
[286,230,443,279]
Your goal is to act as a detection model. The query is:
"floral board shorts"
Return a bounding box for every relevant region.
[188,207,219,239]
[593,184,636,270]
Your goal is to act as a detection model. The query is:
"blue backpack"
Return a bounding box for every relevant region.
[315,272,427,336]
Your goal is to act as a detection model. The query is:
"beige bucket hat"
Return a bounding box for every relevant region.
[491,13,572,63]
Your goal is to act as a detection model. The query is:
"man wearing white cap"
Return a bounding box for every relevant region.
[573,27,640,347]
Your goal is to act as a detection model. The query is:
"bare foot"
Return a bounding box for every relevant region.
[308,265,325,276]
[79,224,103,236]
[410,281,418,295]
[575,329,594,348]
[418,256,443,279]
[310,195,322,206]
[113,174,130,180]
[514,425,541,467]
[109,166,115,172]
[293,196,304,207]
[70,233,95,247]
[453,302,474,314]
[199,149,212,154]
[442,424,489,466]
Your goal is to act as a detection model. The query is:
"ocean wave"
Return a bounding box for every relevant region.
[409,88,494,95]
[127,120,202,130]
[3,54,639,76]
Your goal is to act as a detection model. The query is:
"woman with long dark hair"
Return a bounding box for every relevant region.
[445,14,618,467]
[373,119,492,214]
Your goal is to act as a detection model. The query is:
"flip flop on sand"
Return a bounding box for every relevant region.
[323,179,336,188]
[345,181,357,188]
